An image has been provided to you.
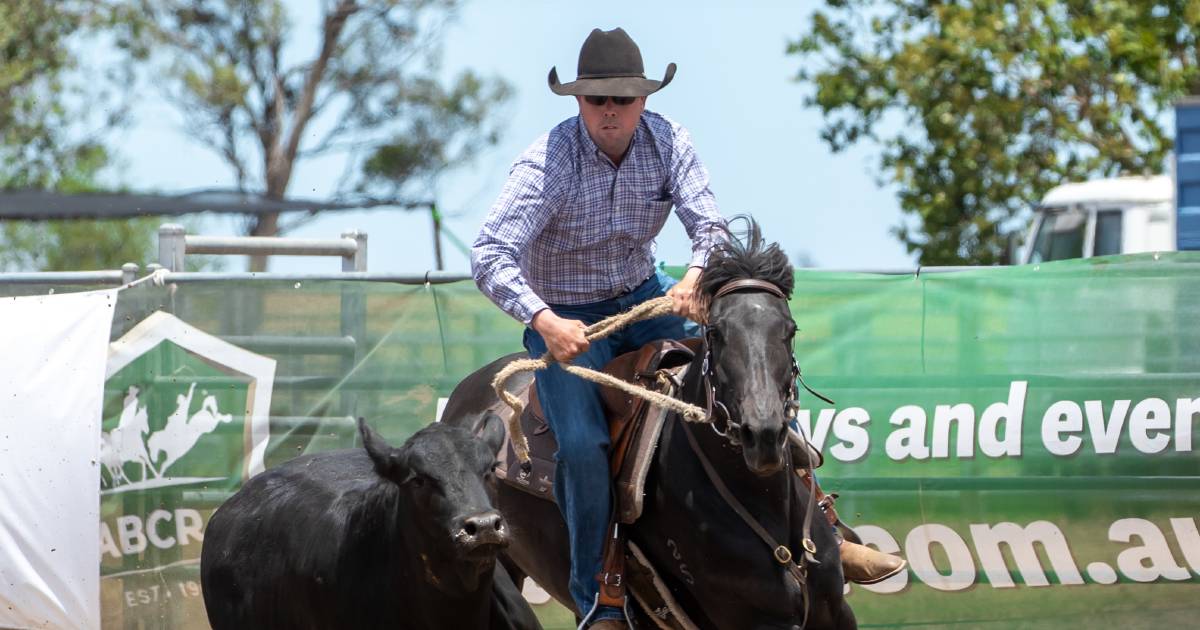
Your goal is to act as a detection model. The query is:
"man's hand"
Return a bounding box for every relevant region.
[531,309,590,363]
[667,267,703,321]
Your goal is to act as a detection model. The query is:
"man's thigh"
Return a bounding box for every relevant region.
[522,324,616,449]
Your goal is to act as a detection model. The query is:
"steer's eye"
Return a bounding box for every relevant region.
[483,461,500,482]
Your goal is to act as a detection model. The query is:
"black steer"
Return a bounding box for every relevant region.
[200,415,540,630]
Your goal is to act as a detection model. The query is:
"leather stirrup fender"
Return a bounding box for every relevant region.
[596,521,627,608]
[797,469,840,528]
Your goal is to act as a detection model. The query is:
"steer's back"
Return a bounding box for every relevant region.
[201,449,405,630]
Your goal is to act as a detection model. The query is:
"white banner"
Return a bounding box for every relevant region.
[0,290,118,630]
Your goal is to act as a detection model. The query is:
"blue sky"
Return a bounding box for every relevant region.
[115,1,916,273]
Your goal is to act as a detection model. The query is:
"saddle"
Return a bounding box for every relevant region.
[491,337,703,628]
[493,337,701,524]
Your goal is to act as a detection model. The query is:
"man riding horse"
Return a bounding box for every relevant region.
[471,27,904,629]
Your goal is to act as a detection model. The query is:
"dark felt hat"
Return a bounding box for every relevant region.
[548,28,676,97]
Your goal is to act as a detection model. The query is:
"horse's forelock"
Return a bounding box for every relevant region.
[695,216,794,312]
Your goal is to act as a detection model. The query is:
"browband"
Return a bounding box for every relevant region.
[712,278,786,300]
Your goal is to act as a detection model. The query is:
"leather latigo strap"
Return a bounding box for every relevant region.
[596,521,628,608]
[799,470,840,528]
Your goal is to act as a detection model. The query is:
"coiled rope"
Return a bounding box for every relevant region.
[492,296,710,466]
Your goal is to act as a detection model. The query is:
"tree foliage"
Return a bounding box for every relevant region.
[0,142,159,272]
[791,0,1200,264]
[0,0,163,272]
[0,1,116,188]
[112,0,511,270]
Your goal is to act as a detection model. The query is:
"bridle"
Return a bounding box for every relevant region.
[681,277,826,628]
[699,278,832,443]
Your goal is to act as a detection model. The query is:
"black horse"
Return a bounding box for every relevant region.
[445,219,855,629]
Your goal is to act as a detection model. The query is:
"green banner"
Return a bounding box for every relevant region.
[787,254,1200,627]
[26,252,1194,629]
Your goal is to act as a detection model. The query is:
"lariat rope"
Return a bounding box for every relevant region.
[492,296,710,466]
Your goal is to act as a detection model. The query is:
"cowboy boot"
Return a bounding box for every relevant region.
[797,469,907,584]
[840,540,907,584]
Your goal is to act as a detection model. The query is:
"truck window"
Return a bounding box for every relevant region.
[1094,210,1122,257]
[1029,210,1085,262]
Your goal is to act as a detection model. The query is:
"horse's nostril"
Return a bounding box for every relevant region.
[739,424,755,448]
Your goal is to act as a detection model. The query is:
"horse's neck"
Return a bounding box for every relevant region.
[644,414,798,625]
[681,416,791,509]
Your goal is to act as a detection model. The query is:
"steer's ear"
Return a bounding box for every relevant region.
[478,412,506,458]
[359,417,409,481]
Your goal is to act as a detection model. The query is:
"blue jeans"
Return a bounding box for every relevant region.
[523,270,699,623]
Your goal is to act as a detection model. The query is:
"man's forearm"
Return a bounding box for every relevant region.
[471,250,549,325]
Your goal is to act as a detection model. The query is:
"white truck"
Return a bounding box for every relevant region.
[1021,98,1200,264]
[1020,174,1176,264]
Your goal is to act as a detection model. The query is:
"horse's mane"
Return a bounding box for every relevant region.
[695,216,794,317]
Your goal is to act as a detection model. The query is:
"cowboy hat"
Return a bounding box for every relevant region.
[548,28,676,97]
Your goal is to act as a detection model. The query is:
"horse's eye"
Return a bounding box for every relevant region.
[410,475,426,488]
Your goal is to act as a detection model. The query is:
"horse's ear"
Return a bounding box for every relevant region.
[478,412,505,457]
[358,417,410,481]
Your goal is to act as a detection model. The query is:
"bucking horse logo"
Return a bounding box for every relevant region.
[100,382,233,489]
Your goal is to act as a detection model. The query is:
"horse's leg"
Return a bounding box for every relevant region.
[495,483,575,613]
[834,598,858,630]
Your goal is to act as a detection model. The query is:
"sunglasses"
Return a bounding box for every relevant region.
[584,95,637,107]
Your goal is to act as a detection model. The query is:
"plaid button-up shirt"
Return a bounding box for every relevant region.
[472,110,724,324]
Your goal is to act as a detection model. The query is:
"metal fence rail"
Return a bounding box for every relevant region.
[158,224,368,272]
[0,264,140,286]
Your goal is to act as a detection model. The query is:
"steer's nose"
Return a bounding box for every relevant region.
[458,510,508,549]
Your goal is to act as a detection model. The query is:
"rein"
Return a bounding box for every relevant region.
[688,277,821,627]
[489,276,824,625]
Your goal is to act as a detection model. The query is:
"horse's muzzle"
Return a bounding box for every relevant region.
[739,422,789,476]
[742,444,787,477]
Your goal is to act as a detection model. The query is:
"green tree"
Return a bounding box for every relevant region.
[0,1,110,188]
[113,0,511,270]
[0,144,162,272]
[790,0,1200,265]
[0,1,162,272]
